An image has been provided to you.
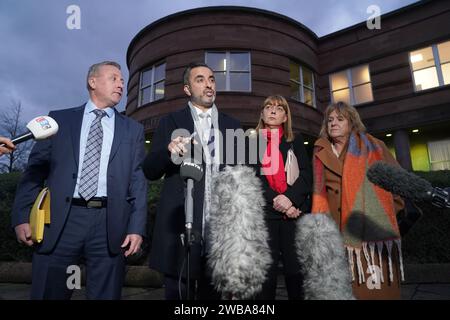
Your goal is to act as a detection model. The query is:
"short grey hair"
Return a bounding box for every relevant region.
[86,61,121,91]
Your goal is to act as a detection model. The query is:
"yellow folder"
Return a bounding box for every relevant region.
[29,187,51,243]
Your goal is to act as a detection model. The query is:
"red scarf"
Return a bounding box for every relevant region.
[262,126,287,194]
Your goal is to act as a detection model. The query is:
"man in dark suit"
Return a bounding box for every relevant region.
[11,61,148,300]
[143,62,241,300]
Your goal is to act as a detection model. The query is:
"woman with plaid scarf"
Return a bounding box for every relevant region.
[312,101,405,299]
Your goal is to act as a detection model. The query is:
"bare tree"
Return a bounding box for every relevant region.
[0,100,33,173]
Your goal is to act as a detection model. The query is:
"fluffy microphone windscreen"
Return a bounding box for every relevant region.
[367,161,432,202]
[208,165,271,300]
[296,213,354,300]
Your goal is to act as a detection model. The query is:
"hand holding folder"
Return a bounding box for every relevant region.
[29,187,51,243]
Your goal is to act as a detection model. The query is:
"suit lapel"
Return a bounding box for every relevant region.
[109,109,125,163]
[315,139,343,177]
[172,106,195,134]
[71,105,85,168]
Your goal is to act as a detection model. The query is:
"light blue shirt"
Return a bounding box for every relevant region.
[73,100,115,198]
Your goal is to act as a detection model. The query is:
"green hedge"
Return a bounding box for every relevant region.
[1,170,450,264]
[401,170,450,263]
[0,172,33,262]
[402,202,450,263]
[414,170,450,189]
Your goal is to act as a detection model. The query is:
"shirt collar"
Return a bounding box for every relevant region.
[85,99,114,118]
[189,101,212,118]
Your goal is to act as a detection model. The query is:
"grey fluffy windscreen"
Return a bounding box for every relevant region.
[367,161,432,202]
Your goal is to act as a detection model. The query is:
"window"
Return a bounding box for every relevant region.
[290,62,316,108]
[139,62,166,106]
[329,65,373,106]
[428,139,450,170]
[439,41,450,85]
[410,40,450,91]
[205,52,251,91]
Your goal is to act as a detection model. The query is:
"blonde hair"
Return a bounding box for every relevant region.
[319,101,366,139]
[255,95,295,142]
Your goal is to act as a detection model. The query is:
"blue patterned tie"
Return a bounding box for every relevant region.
[78,109,106,201]
[199,113,215,158]
[207,124,215,158]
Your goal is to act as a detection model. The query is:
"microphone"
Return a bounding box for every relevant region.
[295,213,354,300]
[180,158,204,229]
[367,161,449,209]
[179,155,203,300]
[0,116,59,147]
[180,160,204,182]
[179,137,204,227]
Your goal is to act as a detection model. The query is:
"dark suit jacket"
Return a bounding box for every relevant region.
[11,104,148,255]
[142,106,241,279]
[251,134,313,219]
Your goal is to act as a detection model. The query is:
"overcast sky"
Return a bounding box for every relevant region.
[0,0,419,123]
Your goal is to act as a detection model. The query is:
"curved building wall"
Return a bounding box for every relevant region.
[126,7,323,139]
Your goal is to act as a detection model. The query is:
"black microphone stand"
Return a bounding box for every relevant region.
[182,178,195,300]
[179,141,204,300]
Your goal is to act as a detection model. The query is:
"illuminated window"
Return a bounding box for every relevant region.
[139,62,166,106]
[410,40,450,91]
[329,65,373,106]
[206,52,251,91]
[428,139,450,170]
[290,61,316,108]
[438,41,450,85]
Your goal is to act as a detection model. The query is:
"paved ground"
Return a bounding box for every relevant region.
[1,279,450,300]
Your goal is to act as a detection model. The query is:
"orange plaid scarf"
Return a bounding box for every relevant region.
[312,133,404,284]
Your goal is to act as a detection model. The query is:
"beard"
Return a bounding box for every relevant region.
[191,93,215,108]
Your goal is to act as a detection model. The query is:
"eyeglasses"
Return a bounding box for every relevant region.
[264,104,285,113]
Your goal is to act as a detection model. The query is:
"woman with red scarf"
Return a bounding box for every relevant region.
[251,95,312,300]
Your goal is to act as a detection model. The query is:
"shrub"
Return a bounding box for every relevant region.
[402,170,450,263]
[0,172,33,262]
[414,170,450,189]
[402,204,450,263]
